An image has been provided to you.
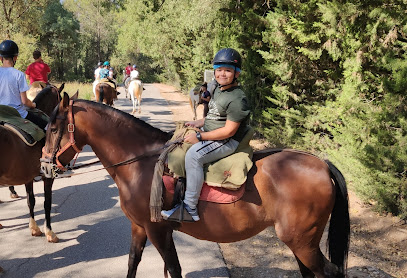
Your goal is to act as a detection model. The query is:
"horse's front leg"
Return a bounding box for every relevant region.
[127,223,148,278]
[146,225,182,278]
[43,178,58,243]
[25,181,43,236]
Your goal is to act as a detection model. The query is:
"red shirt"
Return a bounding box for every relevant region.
[125,66,133,76]
[25,60,51,84]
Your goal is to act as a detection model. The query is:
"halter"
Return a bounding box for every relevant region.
[42,99,82,172]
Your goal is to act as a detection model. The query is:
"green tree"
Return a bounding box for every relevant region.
[39,0,80,80]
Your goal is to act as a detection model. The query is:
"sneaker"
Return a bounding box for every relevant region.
[160,202,200,222]
[183,203,200,221]
[161,203,182,220]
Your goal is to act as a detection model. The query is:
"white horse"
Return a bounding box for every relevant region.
[128,79,143,114]
[188,86,201,120]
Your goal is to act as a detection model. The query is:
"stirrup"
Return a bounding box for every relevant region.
[165,203,195,223]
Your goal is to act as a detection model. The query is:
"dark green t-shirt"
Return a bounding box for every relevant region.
[203,86,251,142]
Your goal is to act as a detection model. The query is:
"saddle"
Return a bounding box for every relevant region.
[99,78,116,88]
[0,105,47,146]
[162,175,246,204]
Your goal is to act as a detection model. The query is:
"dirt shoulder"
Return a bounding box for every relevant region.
[154,83,407,278]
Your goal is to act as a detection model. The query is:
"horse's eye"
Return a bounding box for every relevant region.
[50,127,58,134]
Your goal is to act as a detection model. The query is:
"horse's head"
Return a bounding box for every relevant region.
[41,92,82,178]
[33,83,64,116]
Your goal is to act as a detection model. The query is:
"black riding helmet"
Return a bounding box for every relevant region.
[212,48,242,70]
[0,40,19,58]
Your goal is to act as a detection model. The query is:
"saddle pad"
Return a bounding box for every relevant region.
[0,105,45,142]
[163,175,245,204]
[2,123,36,146]
[99,78,116,88]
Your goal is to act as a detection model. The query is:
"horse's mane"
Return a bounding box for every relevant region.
[76,99,171,141]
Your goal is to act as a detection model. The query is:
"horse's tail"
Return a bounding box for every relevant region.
[326,160,350,275]
[99,85,104,102]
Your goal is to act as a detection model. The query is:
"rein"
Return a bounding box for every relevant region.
[41,99,183,179]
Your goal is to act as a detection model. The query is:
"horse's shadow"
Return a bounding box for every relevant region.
[0,215,132,277]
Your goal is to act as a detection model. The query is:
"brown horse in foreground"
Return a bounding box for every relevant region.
[0,84,64,245]
[42,93,350,278]
[95,82,117,106]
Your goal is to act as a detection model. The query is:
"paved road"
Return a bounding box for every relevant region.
[0,84,229,278]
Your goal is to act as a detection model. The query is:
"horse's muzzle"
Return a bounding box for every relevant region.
[40,158,62,179]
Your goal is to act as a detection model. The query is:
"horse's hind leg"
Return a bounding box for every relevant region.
[25,181,43,236]
[288,239,341,278]
[137,97,141,114]
[127,223,148,278]
[9,186,19,198]
[146,227,182,278]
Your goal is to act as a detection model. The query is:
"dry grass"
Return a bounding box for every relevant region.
[54,81,93,100]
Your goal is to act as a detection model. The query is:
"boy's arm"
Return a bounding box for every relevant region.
[21,91,36,108]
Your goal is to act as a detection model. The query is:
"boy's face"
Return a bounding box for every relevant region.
[215,66,239,86]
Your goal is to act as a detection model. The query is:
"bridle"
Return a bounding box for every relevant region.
[41,99,82,175]
[41,99,183,179]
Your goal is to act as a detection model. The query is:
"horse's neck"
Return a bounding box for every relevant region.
[79,104,168,165]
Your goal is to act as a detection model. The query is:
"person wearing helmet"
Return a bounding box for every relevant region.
[124,63,133,88]
[94,62,103,80]
[99,61,116,88]
[161,48,251,222]
[0,40,48,130]
[92,62,103,97]
[25,50,51,85]
[199,82,211,118]
[130,64,139,80]
[125,63,133,77]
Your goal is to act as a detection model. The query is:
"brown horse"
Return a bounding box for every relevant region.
[0,84,64,244]
[95,82,117,106]
[42,93,350,278]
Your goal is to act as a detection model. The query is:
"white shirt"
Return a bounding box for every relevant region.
[0,67,30,118]
[94,67,101,81]
[130,69,139,79]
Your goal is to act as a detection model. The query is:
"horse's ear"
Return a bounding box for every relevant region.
[58,83,65,93]
[70,90,79,100]
[60,92,70,110]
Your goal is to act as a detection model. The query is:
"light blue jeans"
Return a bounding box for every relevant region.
[184,138,239,209]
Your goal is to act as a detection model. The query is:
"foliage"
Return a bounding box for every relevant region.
[115,0,226,88]
[64,0,122,80]
[257,0,407,218]
[0,0,49,38]
[39,0,80,80]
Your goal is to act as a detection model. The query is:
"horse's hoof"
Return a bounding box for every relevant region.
[46,230,59,243]
[29,218,43,237]
[10,193,19,199]
[0,223,3,229]
[31,227,43,237]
